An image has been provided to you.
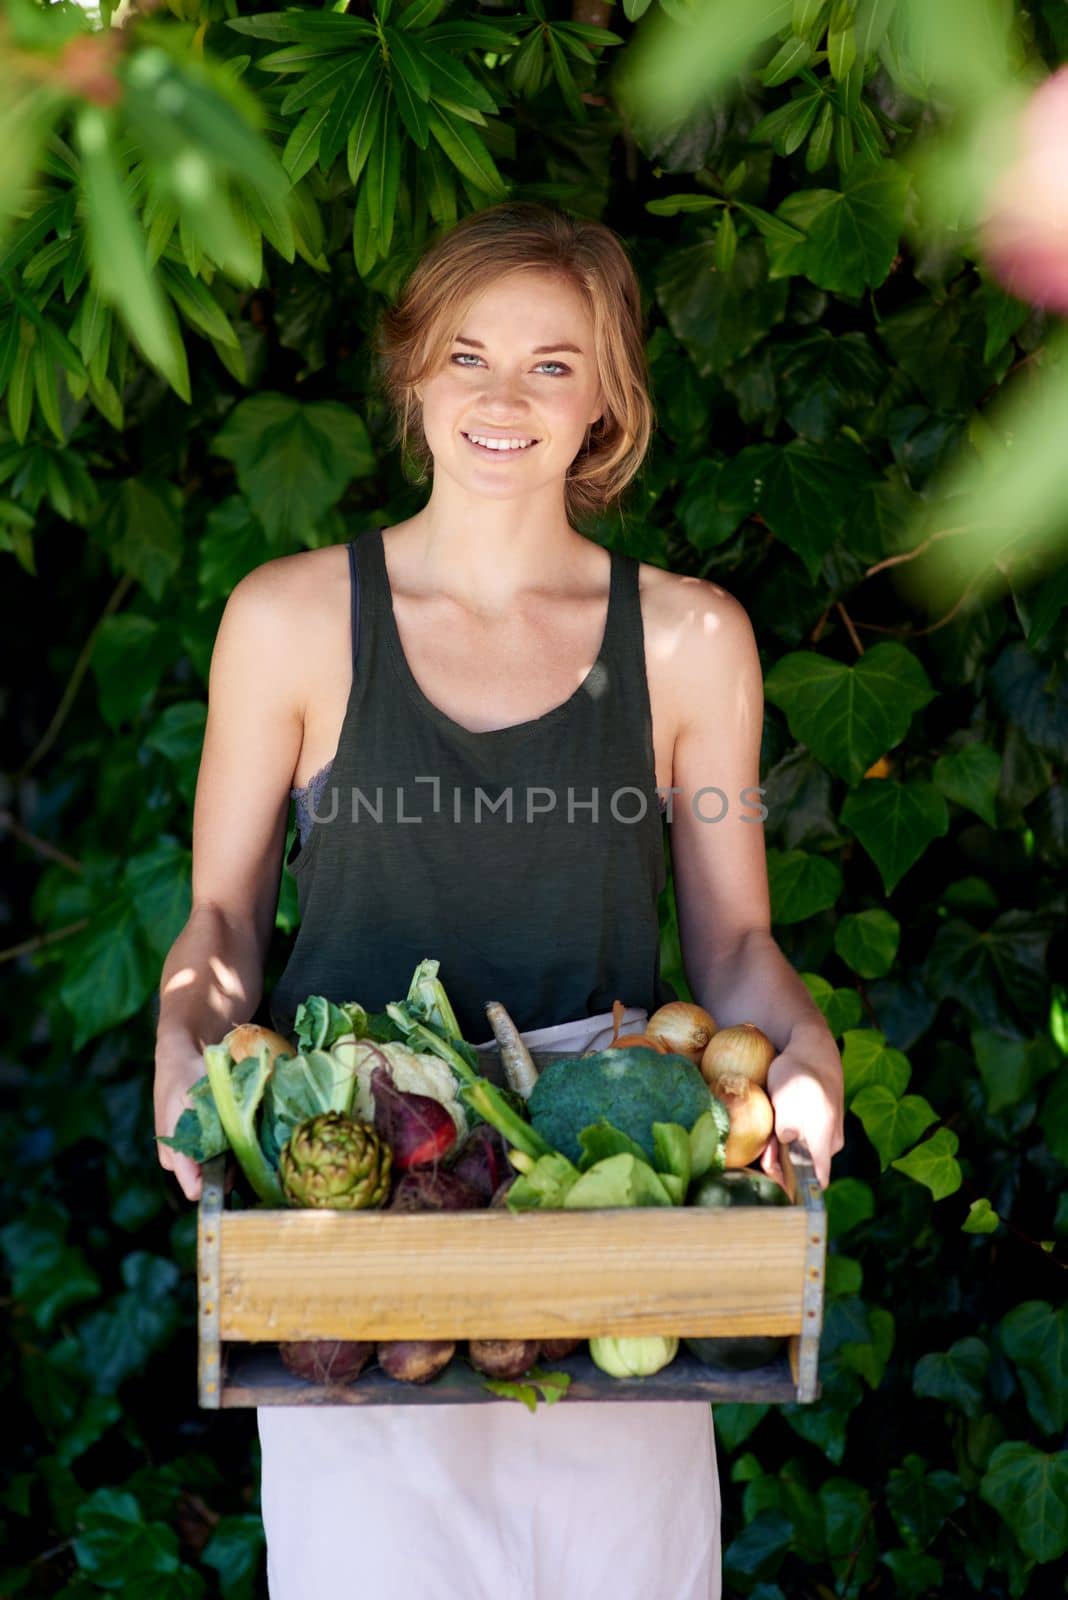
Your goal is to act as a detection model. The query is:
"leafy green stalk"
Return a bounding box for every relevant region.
[481,1366,572,1411]
[203,1043,283,1205]
[385,1001,552,1160]
[293,996,368,1053]
[406,957,462,1039]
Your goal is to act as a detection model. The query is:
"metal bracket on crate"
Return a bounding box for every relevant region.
[780,1137,826,1405]
[198,1156,226,1410]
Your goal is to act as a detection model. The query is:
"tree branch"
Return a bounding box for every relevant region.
[13,572,135,782]
[0,919,89,966]
[836,601,865,655]
[0,810,83,874]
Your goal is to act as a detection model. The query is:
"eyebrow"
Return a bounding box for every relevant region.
[453,335,584,355]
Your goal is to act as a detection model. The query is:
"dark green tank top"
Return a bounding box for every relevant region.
[270,526,675,1043]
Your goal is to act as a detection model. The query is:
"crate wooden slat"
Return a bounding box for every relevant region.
[198,1114,825,1409]
[219,1341,804,1407]
[218,1205,811,1341]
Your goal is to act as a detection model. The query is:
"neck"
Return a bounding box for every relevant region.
[394,475,597,612]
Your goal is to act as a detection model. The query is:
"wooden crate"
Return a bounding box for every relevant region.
[198,1135,826,1409]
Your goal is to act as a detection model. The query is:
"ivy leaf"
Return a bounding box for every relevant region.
[801,973,864,1037]
[990,642,1068,762]
[768,159,910,295]
[927,911,1056,1027]
[881,1550,943,1595]
[56,1394,123,1470]
[211,393,375,540]
[933,744,1002,828]
[824,1177,875,1239]
[91,615,178,730]
[59,902,157,1049]
[767,846,843,922]
[971,1029,1058,1116]
[962,1198,1000,1234]
[92,479,183,601]
[841,1028,910,1104]
[201,1515,266,1600]
[834,908,900,977]
[77,1254,183,1395]
[197,496,268,602]
[826,1253,863,1296]
[885,1454,965,1552]
[841,779,949,893]
[913,1336,990,1417]
[124,838,192,961]
[760,438,876,578]
[723,1510,794,1582]
[820,1477,877,1587]
[775,328,885,441]
[891,1127,962,1199]
[998,1302,1068,1435]
[764,643,935,784]
[979,1442,1068,1563]
[839,1304,895,1389]
[655,237,789,377]
[144,702,207,809]
[0,1206,101,1333]
[74,1488,182,1586]
[851,1085,938,1169]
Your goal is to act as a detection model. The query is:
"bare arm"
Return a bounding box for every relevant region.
[665,582,844,1188]
[154,559,306,1200]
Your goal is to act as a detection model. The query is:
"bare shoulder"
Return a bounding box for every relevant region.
[637,560,759,672]
[216,543,351,709]
[226,542,349,621]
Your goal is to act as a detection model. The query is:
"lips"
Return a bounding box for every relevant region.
[462,432,539,458]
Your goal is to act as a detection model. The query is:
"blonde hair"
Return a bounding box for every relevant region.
[374,203,653,523]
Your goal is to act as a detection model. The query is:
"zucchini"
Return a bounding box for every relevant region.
[689,1169,790,1208]
[684,1334,786,1370]
[686,1169,790,1367]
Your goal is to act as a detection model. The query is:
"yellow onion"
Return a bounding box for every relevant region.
[646,1001,718,1064]
[700,1023,776,1090]
[711,1071,775,1168]
[223,1023,296,1063]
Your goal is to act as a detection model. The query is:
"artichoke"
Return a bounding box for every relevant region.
[280,1111,392,1209]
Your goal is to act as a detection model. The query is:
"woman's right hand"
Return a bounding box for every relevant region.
[154,1035,207,1202]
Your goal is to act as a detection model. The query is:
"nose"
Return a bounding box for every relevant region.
[478,368,530,415]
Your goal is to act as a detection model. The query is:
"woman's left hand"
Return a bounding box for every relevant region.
[758,1037,845,1192]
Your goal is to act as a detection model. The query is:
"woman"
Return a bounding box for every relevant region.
[155,202,844,1599]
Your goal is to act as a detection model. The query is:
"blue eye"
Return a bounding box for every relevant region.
[449,352,570,376]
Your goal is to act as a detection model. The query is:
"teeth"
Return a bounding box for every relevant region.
[467,434,535,451]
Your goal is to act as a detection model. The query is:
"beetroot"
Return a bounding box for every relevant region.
[389,1168,483,1212]
[278,1340,374,1385]
[449,1123,511,1204]
[467,1339,541,1380]
[489,1175,515,1209]
[370,1065,458,1170]
[540,1337,584,1361]
[377,1339,455,1384]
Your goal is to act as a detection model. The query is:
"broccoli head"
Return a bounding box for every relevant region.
[527,1047,714,1164]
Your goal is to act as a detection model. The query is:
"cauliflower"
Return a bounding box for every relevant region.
[332,1037,469,1142]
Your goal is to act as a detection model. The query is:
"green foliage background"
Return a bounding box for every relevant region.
[2,0,1066,1595]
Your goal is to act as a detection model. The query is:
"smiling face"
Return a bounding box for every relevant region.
[416,269,605,499]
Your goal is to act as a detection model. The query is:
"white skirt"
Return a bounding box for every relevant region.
[257,1009,723,1600]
